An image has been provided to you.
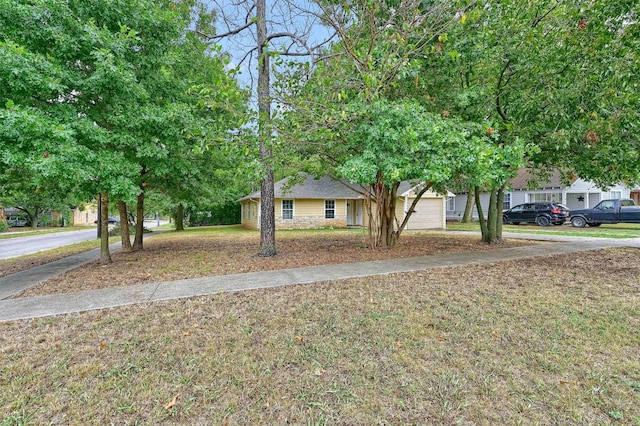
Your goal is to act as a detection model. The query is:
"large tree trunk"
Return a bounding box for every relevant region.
[257,0,276,257]
[133,190,145,251]
[462,186,475,222]
[475,186,488,241]
[175,203,185,231]
[117,201,132,252]
[100,192,111,264]
[477,186,504,244]
[486,189,498,243]
[496,185,505,240]
[258,170,276,256]
[365,175,433,249]
[28,209,39,230]
[367,174,402,249]
[0,204,6,230]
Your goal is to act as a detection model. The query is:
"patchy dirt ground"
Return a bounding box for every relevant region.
[1,247,639,425]
[10,229,535,298]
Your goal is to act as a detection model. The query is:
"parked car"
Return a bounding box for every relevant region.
[94,217,120,225]
[502,202,570,226]
[6,215,28,227]
[569,198,640,227]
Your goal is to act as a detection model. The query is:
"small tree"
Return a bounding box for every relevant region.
[278,0,519,248]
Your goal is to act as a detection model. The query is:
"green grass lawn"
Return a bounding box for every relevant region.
[448,221,640,238]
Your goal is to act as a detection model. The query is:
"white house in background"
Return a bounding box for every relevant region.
[447,169,630,220]
[630,187,640,206]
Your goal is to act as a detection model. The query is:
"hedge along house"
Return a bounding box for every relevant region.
[447,168,630,221]
[238,173,449,231]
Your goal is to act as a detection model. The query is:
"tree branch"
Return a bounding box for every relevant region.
[496,58,512,122]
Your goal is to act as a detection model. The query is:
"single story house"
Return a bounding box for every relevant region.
[447,169,630,220]
[71,203,99,226]
[238,173,449,230]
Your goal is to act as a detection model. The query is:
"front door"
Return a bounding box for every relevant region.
[347,200,363,226]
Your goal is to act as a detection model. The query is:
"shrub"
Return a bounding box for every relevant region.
[188,201,241,227]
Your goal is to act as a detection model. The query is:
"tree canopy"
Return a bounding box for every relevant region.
[0,0,246,257]
[277,0,527,246]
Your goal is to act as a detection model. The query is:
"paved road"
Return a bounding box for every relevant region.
[0,228,98,260]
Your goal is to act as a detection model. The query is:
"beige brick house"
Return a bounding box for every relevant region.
[238,173,448,230]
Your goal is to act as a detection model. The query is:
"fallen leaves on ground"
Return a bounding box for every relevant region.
[9,229,533,299]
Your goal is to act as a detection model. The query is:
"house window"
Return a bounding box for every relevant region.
[325,200,336,219]
[610,190,622,199]
[282,200,294,220]
[529,192,562,203]
[503,193,511,210]
[446,197,455,211]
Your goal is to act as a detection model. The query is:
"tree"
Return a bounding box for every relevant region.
[278,0,522,247]
[0,176,72,229]
[204,0,333,256]
[523,1,640,187]
[403,0,638,242]
[0,205,6,232]
[1,0,246,260]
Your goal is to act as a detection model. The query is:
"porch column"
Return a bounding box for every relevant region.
[257,201,261,229]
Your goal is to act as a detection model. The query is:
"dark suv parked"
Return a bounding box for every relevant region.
[502,202,570,226]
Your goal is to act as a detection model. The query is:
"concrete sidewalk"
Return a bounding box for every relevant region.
[2,233,638,322]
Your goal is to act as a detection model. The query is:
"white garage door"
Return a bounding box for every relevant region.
[404,198,443,230]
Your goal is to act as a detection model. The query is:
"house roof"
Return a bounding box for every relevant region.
[238,173,450,201]
[238,173,365,201]
[508,168,575,190]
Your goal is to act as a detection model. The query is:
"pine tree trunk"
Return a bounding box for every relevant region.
[175,203,184,231]
[257,0,276,257]
[259,170,276,256]
[100,192,111,264]
[133,190,145,251]
[118,201,132,252]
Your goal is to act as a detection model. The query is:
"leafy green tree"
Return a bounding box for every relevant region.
[1,0,246,261]
[401,0,638,242]
[279,0,524,247]
[0,175,73,229]
[204,0,333,256]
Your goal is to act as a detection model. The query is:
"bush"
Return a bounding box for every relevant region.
[0,220,8,233]
[188,201,240,227]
